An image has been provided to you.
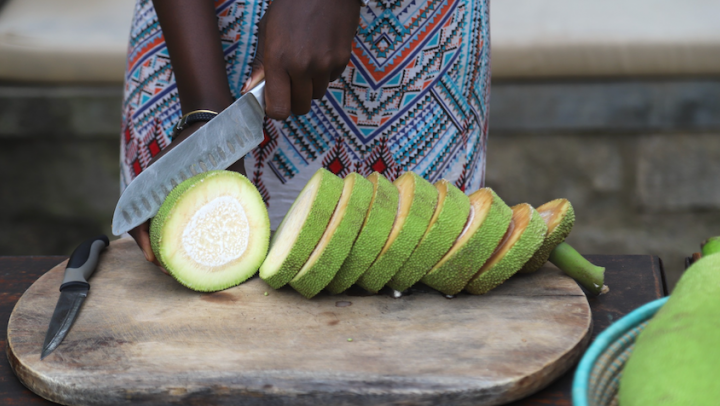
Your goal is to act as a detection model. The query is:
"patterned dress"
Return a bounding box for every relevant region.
[121,0,490,228]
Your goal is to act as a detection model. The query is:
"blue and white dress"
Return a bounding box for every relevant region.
[121,0,491,228]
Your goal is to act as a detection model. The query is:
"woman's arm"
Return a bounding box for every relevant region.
[154,0,234,118]
[143,1,244,173]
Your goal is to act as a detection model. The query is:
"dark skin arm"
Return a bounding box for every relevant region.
[130,0,360,267]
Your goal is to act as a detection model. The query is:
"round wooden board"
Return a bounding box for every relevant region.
[7,238,591,406]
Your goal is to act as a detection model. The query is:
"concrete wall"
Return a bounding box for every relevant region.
[0,85,120,255]
[2,79,719,289]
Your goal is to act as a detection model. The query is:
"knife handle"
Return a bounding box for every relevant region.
[247,80,266,110]
[60,235,110,291]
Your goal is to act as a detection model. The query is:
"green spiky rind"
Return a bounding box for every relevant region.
[259,169,343,289]
[618,253,720,406]
[356,173,438,293]
[289,174,374,298]
[465,206,548,295]
[325,173,399,294]
[701,236,720,256]
[421,189,512,295]
[519,200,575,273]
[150,170,270,292]
[386,181,471,292]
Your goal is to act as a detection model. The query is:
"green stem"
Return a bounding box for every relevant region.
[701,236,720,257]
[549,242,606,296]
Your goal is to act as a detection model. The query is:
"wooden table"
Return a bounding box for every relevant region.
[1,255,667,406]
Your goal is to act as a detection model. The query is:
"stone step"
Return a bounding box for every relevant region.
[0,85,122,138]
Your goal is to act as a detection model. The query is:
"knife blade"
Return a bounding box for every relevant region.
[41,235,109,360]
[111,81,266,236]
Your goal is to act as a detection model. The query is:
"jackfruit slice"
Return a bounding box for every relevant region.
[386,180,471,292]
[520,198,575,273]
[618,241,720,405]
[356,172,437,293]
[325,172,398,294]
[465,203,547,295]
[289,173,374,298]
[149,170,270,292]
[259,168,343,289]
[516,198,606,295]
[421,188,513,295]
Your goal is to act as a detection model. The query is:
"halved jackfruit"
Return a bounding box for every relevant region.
[150,170,270,292]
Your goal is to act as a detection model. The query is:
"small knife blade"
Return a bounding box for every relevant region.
[111,81,266,236]
[41,235,109,360]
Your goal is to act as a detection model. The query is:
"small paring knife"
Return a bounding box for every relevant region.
[41,235,109,360]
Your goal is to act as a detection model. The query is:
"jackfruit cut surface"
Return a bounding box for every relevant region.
[325,172,398,294]
[421,188,512,295]
[520,198,575,273]
[386,179,471,292]
[289,173,374,298]
[356,171,437,293]
[619,252,720,406]
[259,168,343,289]
[150,170,270,292]
[464,203,547,295]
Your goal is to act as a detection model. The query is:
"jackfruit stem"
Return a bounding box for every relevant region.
[549,242,606,296]
[701,236,720,257]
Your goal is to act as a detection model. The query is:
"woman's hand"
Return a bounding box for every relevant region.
[244,0,361,120]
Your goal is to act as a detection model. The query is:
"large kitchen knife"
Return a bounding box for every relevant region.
[41,235,109,360]
[111,81,266,236]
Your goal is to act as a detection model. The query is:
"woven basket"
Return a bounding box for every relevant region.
[572,297,668,406]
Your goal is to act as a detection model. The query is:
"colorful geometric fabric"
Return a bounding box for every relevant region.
[121,0,490,228]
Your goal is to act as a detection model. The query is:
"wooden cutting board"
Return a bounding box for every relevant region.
[7,238,591,406]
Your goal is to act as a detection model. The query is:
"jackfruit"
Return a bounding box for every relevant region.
[325,172,398,294]
[386,180,470,292]
[520,198,575,273]
[465,203,547,295]
[259,168,343,289]
[356,171,437,293]
[150,170,270,292]
[289,173,373,298]
[618,239,720,405]
[421,188,512,295]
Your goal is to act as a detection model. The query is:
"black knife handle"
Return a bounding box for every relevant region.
[61,235,110,291]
